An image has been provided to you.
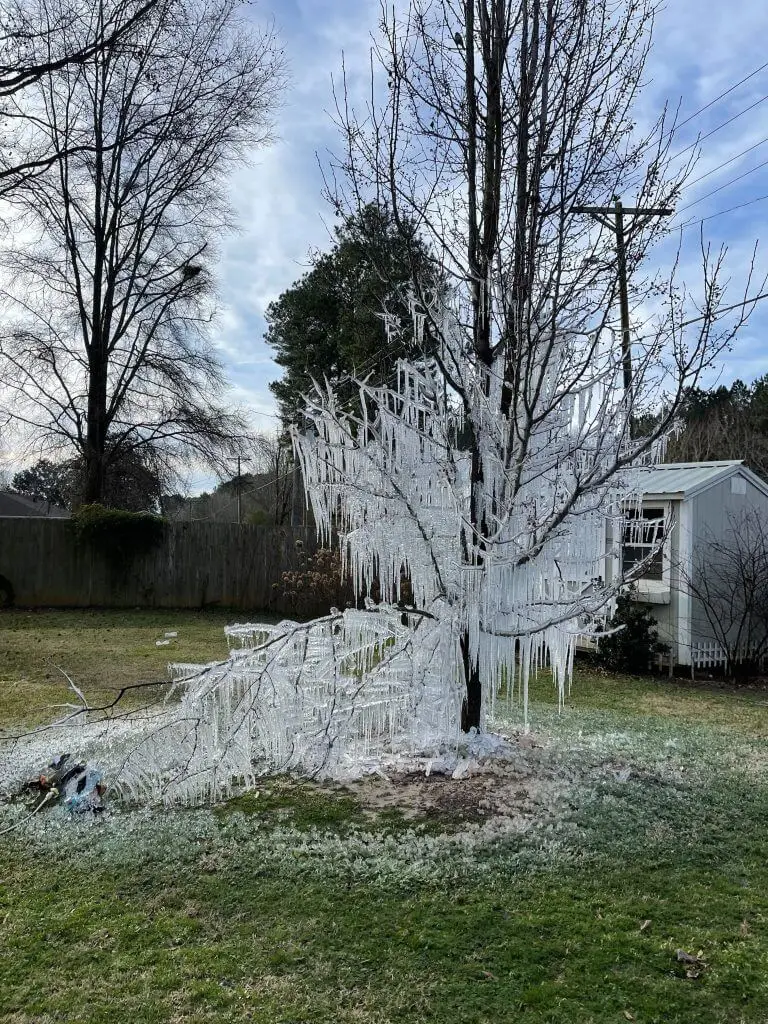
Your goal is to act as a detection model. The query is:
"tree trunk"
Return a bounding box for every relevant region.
[84,347,108,504]
[83,449,105,504]
[460,630,482,731]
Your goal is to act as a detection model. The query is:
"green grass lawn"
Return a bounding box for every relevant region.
[0,608,235,728]
[2,609,768,1023]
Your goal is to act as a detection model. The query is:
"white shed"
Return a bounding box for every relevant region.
[616,461,768,669]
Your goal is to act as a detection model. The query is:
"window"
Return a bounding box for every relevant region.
[622,506,665,581]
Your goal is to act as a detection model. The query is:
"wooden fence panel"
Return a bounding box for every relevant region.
[0,518,319,612]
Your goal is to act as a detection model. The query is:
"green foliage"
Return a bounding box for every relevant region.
[245,507,270,526]
[11,458,69,507]
[70,503,166,569]
[12,450,163,512]
[265,204,435,425]
[597,589,668,674]
[665,377,768,480]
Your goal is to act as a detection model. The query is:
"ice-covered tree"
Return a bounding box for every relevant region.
[308,0,754,730]
[3,0,758,808]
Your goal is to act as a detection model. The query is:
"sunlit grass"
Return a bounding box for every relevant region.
[0,608,237,729]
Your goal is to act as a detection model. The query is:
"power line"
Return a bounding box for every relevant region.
[633,289,768,344]
[666,60,768,143]
[624,73,768,197]
[683,134,768,191]
[675,153,768,215]
[632,61,768,170]
[181,468,296,521]
[623,63,768,196]
[677,191,768,233]
[667,92,768,163]
[678,290,768,329]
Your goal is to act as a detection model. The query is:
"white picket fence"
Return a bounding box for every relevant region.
[691,640,727,669]
[691,640,768,669]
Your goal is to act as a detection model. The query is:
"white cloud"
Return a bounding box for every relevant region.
[214,1,768,416]
[208,0,380,418]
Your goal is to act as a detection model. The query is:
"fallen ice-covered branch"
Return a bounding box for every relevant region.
[0,607,468,806]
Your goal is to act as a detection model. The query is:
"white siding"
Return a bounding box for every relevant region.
[688,471,768,664]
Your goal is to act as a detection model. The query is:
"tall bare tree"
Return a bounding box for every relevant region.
[0,0,285,503]
[0,0,158,188]
[0,0,156,96]
[321,0,759,728]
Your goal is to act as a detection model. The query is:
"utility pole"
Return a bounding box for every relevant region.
[571,198,673,392]
[235,455,250,525]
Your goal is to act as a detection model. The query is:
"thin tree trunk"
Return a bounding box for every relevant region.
[84,347,108,504]
[460,630,482,731]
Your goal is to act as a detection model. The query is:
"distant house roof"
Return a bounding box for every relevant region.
[637,460,768,501]
[0,491,70,518]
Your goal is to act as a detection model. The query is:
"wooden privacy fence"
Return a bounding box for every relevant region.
[0,517,320,612]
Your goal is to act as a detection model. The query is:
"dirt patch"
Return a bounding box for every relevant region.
[320,737,573,830]
[347,769,562,825]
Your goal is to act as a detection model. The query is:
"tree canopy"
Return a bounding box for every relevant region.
[667,377,768,479]
[12,451,162,512]
[265,205,434,426]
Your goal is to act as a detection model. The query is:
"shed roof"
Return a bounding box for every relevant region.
[0,491,70,518]
[637,460,768,501]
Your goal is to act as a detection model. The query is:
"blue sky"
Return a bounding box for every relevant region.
[215,0,768,440]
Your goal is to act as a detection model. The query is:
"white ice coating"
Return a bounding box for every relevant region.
[294,302,665,723]
[0,609,464,806]
[1,302,668,806]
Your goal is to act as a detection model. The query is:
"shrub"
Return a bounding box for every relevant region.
[70,503,166,570]
[277,545,352,618]
[597,588,668,674]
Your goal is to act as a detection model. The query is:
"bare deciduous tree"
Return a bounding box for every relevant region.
[0,0,286,503]
[0,0,156,96]
[249,433,295,525]
[0,0,158,188]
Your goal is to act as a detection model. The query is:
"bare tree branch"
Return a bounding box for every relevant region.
[0,0,286,500]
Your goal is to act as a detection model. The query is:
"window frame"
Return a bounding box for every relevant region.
[621,501,671,598]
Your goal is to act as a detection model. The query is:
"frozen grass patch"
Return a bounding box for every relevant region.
[3,614,768,1022]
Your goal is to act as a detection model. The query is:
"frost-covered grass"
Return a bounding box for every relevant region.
[2,619,768,1022]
